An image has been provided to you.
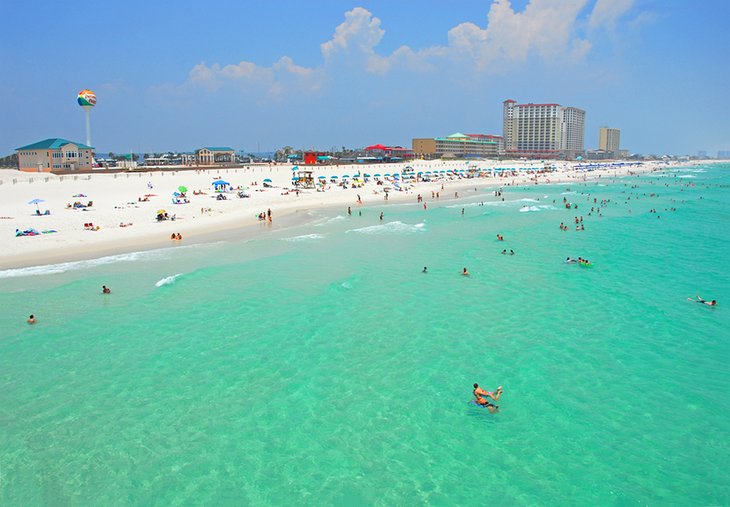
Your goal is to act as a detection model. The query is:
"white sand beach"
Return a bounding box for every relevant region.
[0,159,690,269]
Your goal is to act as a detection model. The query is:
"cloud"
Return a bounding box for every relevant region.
[180,0,639,94]
[447,0,592,69]
[589,0,635,29]
[321,7,385,62]
[187,56,321,97]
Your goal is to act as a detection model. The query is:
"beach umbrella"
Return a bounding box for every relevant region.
[318,175,326,179]
[178,185,188,193]
[292,176,300,180]
[374,173,381,177]
[157,209,166,215]
[364,173,371,177]
[28,198,45,210]
[212,179,229,187]
[342,174,350,178]
[330,175,338,179]
[263,178,272,183]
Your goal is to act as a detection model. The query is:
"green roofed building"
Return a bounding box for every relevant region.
[15,138,94,172]
[195,147,235,166]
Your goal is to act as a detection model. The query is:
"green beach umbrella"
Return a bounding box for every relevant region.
[178,185,188,193]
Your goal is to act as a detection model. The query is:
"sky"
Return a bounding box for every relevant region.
[1,0,729,156]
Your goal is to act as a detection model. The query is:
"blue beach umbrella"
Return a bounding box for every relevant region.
[342,174,350,179]
[330,175,338,179]
[28,198,45,211]
[263,178,272,183]
[374,173,381,177]
[318,175,326,179]
[291,176,300,180]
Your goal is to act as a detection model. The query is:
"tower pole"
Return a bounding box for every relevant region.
[85,108,92,148]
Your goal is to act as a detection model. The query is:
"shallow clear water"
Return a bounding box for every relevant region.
[1,165,729,505]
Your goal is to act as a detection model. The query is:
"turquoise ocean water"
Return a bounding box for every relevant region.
[1,164,728,505]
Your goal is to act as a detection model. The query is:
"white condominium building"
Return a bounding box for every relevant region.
[503,100,585,159]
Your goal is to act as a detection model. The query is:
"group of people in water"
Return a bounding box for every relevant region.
[170,232,183,241]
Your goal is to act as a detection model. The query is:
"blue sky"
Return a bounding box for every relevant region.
[1,0,728,156]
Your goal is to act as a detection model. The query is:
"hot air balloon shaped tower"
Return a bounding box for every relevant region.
[77,89,97,147]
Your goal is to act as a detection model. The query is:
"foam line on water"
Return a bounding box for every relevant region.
[155,273,183,287]
[282,233,325,242]
[0,250,169,279]
[345,221,426,235]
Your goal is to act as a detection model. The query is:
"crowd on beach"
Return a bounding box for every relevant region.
[0,159,719,272]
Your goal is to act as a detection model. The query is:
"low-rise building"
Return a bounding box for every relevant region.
[412,133,503,158]
[195,147,235,165]
[15,138,93,172]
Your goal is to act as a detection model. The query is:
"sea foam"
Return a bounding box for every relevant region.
[283,233,325,242]
[155,273,183,287]
[346,221,426,235]
[0,250,166,279]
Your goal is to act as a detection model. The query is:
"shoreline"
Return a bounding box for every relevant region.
[0,160,714,271]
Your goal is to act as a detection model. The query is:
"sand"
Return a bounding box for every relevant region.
[0,159,691,270]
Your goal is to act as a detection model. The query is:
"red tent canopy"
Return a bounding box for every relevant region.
[365,144,389,151]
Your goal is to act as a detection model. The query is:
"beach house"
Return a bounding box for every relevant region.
[195,147,235,166]
[15,138,94,172]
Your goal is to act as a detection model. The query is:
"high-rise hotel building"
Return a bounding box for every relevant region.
[503,100,585,159]
[598,127,620,155]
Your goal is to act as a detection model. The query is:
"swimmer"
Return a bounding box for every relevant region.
[462,267,470,276]
[27,314,36,324]
[501,249,507,255]
[688,295,717,306]
[102,285,111,294]
[422,266,428,273]
[473,383,503,413]
[509,249,515,255]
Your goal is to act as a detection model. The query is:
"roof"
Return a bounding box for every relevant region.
[516,103,561,107]
[503,99,516,103]
[16,138,92,150]
[202,146,235,152]
[447,132,469,139]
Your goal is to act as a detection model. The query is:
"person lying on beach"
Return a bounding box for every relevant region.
[473,383,503,413]
[688,296,716,306]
